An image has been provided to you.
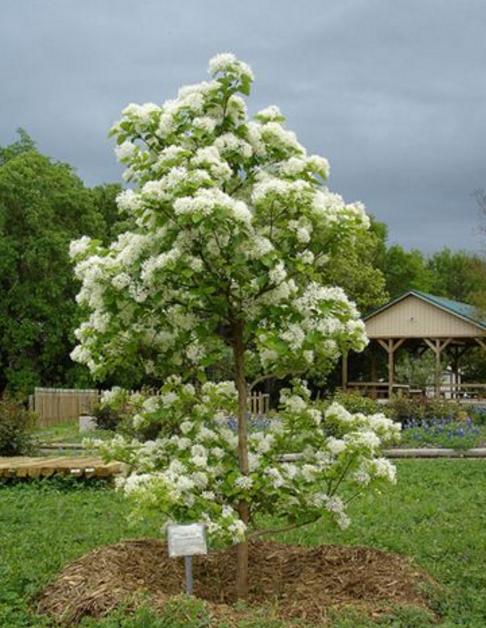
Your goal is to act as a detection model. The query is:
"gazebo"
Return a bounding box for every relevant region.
[343,290,486,398]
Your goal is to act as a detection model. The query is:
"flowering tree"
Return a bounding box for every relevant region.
[71,54,399,598]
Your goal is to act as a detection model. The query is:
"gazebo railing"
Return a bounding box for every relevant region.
[345,382,410,399]
[346,381,486,401]
[438,383,486,400]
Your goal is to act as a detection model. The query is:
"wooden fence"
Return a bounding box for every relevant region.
[32,387,271,427]
[249,391,270,416]
[33,388,101,427]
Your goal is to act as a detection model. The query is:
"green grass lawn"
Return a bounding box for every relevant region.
[33,420,117,444]
[30,421,115,456]
[1,461,486,627]
[32,420,86,444]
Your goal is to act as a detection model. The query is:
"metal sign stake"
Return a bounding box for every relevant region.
[185,555,194,595]
[167,523,207,597]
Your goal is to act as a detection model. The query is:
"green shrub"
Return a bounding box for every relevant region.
[469,405,486,425]
[330,390,382,416]
[92,402,120,432]
[394,352,436,392]
[0,393,35,456]
[387,396,460,425]
[97,388,182,442]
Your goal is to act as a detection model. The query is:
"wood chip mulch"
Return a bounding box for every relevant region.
[37,538,436,626]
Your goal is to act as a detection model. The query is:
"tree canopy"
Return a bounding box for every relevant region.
[72,54,399,598]
[323,217,388,313]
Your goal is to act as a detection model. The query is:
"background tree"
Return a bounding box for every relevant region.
[90,182,127,242]
[394,351,436,393]
[0,128,36,165]
[323,216,389,313]
[0,132,119,391]
[426,245,486,385]
[427,248,486,304]
[380,244,431,298]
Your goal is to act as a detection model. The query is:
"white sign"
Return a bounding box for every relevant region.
[167,523,207,558]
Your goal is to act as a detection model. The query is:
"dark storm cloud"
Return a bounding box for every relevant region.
[1,0,486,252]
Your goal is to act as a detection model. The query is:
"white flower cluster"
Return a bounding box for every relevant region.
[191,146,232,181]
[93,376,399,547]
[71,53,374,384]
[254,105,285,122]
[69,236,93,260]
[115,141,138,163]
[255,282,367,373]
[174,188,252,226]
[252,173,311,206]
[208,52,254,83]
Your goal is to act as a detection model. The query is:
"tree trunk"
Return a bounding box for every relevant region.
[231,320,249,599]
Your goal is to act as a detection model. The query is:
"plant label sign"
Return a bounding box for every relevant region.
[167,523,207,558]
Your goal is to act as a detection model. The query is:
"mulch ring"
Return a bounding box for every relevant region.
[37,539,437,626]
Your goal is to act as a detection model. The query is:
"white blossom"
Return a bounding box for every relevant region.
[115,141,138,162]
[235,476,253,490]
[209,52,254,82]
[69,236,93,260]
[255,105,284,122]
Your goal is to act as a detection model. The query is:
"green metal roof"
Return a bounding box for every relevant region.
[364,290,486,330]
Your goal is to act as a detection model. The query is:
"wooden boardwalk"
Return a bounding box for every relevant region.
[0,456,122,479]
[3,448,485,481]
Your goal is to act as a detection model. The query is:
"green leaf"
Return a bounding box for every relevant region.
[197,371,207,384]
[239,76,251,96]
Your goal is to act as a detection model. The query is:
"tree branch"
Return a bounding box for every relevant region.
[249,516,320,539]
[249,370,302,392]
[328,454,357,497]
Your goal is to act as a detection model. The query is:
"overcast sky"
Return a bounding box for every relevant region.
[2,0,486,253]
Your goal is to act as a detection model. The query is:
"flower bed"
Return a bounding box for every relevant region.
[399,417,484,450]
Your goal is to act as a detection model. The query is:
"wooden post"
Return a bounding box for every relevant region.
[424,338,452,397]
[388,341,394,398]
[448,344,468,399]
[377,339,405,397]
[341,352,348,391]
[370,345,378,399]
[370,345,378,382]
[475,337,486,353]
[435,340,441,397]
[451,354,459,400]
